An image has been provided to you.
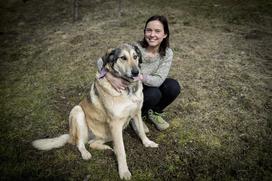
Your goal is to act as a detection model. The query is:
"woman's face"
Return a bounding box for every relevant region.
[144,20,167,49]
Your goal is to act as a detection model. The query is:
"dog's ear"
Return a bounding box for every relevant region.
[133,45,142,64]
[102,48,121,67]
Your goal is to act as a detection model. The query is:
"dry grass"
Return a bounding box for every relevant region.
[0,0,271,180]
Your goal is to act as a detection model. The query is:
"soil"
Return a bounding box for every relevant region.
[0,0,271,180]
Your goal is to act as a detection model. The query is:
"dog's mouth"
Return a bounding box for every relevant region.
[123,74,141,82]
[121,68,140,82]
[123,75,135,82]
[132,75,141,81]
[111,65,140,82]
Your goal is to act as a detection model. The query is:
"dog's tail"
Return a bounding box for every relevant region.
[32,134,70,151]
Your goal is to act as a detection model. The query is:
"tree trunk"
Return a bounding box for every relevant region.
[73,0,79,21]
[117,0,123,17]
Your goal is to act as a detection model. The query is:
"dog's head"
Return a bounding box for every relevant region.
[102,44,142,81]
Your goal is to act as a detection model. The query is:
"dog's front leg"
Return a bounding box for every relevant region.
[133,113,158,148]
[110,121,131,180]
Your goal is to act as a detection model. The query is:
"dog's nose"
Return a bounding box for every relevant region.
[131,69,139,77]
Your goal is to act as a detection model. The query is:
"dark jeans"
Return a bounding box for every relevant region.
[142,78,181,115]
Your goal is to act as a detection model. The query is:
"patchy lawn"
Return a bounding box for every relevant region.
[0,0,271,180]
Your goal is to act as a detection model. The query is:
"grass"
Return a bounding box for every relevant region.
[0,0,271,180]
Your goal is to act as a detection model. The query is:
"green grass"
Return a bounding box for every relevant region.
[1,0,271,180]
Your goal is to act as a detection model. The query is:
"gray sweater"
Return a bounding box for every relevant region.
[96,43,173,87]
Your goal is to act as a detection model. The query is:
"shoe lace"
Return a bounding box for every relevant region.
[148,110,165,124]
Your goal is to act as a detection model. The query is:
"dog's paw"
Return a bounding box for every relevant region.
[81,150,92,160]
[103,145,113,151]
[143,139,159,148]
[119,169,131,180]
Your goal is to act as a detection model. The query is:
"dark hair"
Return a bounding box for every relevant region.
[140,15,170,57]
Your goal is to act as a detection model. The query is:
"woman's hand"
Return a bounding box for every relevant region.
[140,74,144,81]
[105,72,129,92]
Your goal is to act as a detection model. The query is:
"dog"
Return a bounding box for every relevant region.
[32,43,158,180]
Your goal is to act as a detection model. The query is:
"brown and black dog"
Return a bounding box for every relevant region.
[32,44,158,180]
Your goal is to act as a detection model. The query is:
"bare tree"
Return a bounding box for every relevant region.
[117,0,123,17]
[73,0,79,21]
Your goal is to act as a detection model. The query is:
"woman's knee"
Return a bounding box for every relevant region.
[143,87,162,103]
[172,79,181,96]
[161,78,181,97]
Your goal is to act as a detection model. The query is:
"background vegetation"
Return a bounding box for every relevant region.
[0,0,271,180]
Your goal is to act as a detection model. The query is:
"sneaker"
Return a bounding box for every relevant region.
[130,119,149,134]
[147,109,169,131]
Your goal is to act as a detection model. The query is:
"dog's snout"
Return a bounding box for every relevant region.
[131,69,139,77]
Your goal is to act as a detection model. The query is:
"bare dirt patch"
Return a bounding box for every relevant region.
[0,0,271,180]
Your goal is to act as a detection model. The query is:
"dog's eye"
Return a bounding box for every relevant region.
[133,55,138,60]
[120,56,127,61]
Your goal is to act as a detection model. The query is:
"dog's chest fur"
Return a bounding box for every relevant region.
[101,80,143,118]
[82,77,143,122]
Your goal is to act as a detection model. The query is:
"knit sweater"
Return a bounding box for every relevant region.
[96,43,173,87]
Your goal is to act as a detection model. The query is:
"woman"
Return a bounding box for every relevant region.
[97,15,180,131]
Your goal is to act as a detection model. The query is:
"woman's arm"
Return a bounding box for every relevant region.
[142,48,173,87]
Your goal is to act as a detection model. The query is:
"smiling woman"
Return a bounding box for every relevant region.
[141,15,170,57]
[144,20,167,52]
[97,15,181,131]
